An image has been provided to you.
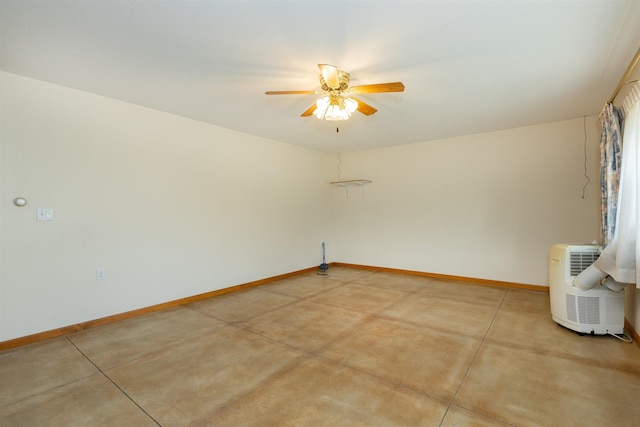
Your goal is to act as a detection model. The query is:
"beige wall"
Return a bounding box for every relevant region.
[0,72,335,341]
[331,118,601,286]
[1,71,608,342]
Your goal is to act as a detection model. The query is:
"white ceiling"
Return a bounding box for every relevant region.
[1,1,639,153]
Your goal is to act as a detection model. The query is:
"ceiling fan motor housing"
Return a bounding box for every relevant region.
[320,70,350,92]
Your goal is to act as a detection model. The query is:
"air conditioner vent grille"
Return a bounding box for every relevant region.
[569,251,599,276]
[566,294,577,322]
[577,296,600,324]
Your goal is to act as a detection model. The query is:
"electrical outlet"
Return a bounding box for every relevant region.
[96,268,106,281]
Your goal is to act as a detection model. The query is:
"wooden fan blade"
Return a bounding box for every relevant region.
[301,103,317,117]
[318,64,339,89]
[265,90,317,95]
[350,82,405,94]
[352,97,378,116]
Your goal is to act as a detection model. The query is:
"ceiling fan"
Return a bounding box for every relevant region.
[265,64,405,121]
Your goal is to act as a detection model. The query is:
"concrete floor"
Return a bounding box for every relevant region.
[2,266,639,426]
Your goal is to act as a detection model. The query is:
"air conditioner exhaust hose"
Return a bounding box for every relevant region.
[573,264,607,290]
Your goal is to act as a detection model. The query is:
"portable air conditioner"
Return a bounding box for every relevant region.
[549,243,624,335]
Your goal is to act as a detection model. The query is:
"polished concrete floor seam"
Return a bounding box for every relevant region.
[312,349,453,405]
[188,286,456,413]
[183,297,372,358]
[66,336,162,426]
[444,404,518,427]
[187,277,550,426]
[0,373,96,409]
[439,286,509,426]
[205,353,314,421]
[481,336,640,374]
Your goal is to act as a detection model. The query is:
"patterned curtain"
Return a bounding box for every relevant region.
[576,84,640,290]
[599,104,624,246]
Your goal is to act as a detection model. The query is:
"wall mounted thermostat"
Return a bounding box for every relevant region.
[13,197,27,207]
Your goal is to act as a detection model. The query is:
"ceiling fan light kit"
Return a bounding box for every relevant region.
[313,95,358,121]
[266,64,404,121]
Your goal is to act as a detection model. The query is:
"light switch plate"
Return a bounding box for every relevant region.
[37,208,54,221]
